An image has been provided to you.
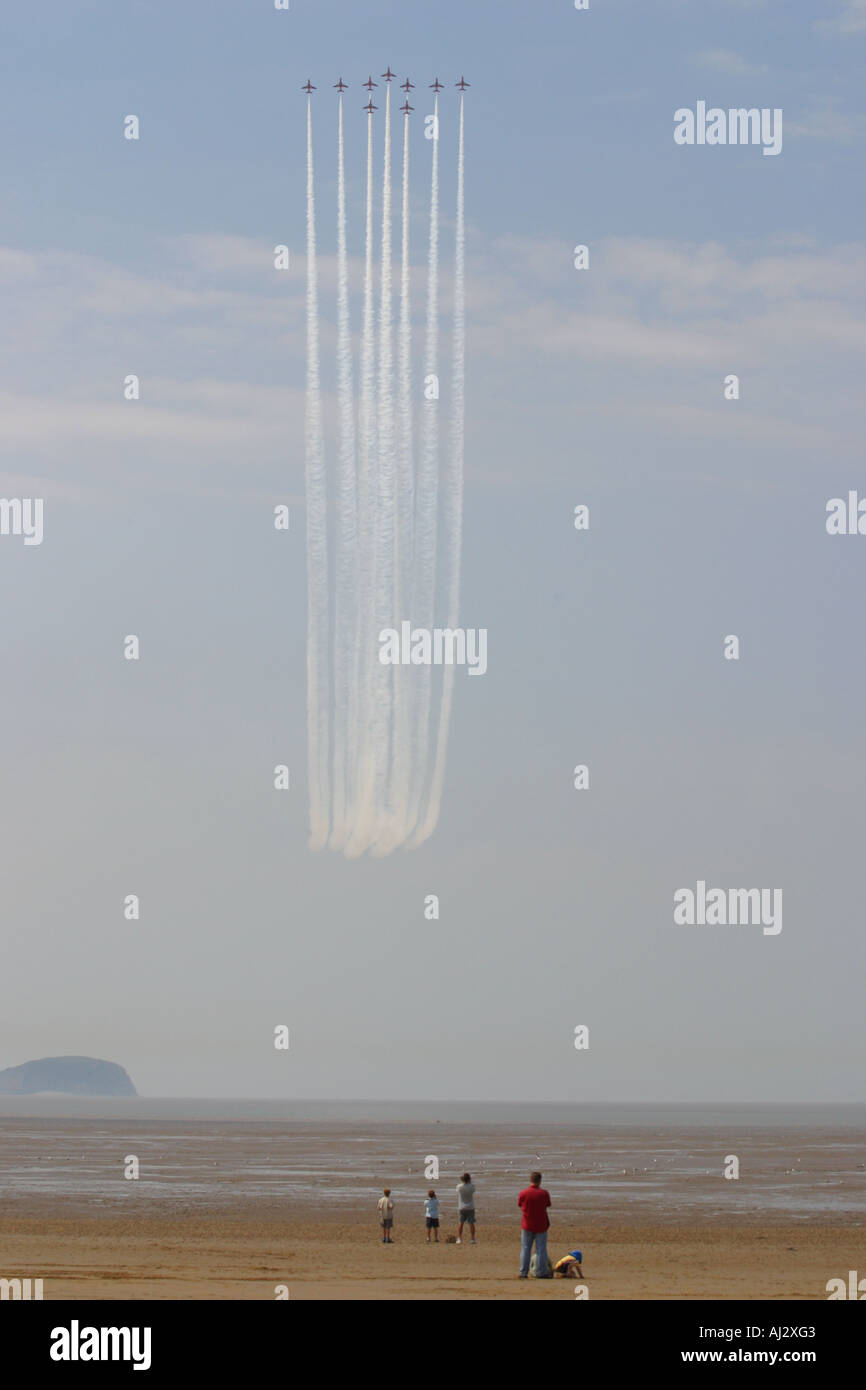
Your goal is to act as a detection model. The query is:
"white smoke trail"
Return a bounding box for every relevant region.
[368,81,397,857]
[404,94,440,843]
[410,94,464,847]
[344,106,378,859]
[386,102,415,847]
[312,86,464,857]
[304,95,330,850]
[329,95,357,851]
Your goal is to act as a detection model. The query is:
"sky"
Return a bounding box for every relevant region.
[0,0,864,1101]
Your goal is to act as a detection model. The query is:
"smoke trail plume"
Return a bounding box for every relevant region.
[306,84,467,858]
[369,79,397,857]
[411,94,465,847]
[329,94,357,851]
[404,94,440,843]
[344,106,378,859]
[304,95,330,850]
[387,100,415,846]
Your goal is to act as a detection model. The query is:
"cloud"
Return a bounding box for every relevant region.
[815,0,866,33]
[785,107,866,142]
[0,385,300,452]
[696,49,769,76]
[626,0,770,7]
[648,402,850,451]
[473,236,866,339]
[164,234,281,277]
[0,231,863,498]
[598,237,866,303]
[460,232,866,478]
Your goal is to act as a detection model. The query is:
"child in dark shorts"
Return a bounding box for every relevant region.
[425,1189,440,1243]
[377,1188,394,1243]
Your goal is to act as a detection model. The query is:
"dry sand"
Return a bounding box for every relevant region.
[2,1210,859,1300]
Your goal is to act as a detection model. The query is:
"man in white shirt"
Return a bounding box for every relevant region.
[456,1172,476,1244]
[377,1188,395,1243]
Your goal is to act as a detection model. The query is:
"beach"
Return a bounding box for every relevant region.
[2,1211,862,1301]
[1,1102,863,1300]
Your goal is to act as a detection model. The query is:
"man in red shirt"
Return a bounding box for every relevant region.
[518,1171,552,1278]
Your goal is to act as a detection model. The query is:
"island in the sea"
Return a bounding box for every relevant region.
[0,1056,137,1096]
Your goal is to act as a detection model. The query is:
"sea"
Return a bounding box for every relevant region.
[0,1099,863,1223]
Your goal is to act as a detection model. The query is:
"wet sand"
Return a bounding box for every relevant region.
[2,1210,860,1300]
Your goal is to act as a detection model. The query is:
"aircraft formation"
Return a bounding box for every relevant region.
[302,58,468,856]
[302,71,470,107]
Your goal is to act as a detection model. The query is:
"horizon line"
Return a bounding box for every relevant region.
[5,1095,863,1107]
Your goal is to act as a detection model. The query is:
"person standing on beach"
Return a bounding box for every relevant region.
[456,1172,476,1244]
[425,1189,440,1243]
[517,1171,551,1278]
[377,1188,395,1243]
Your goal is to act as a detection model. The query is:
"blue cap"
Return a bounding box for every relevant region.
[570,1250,582,1262]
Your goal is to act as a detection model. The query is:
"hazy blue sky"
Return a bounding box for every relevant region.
[0,0,863,1101]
